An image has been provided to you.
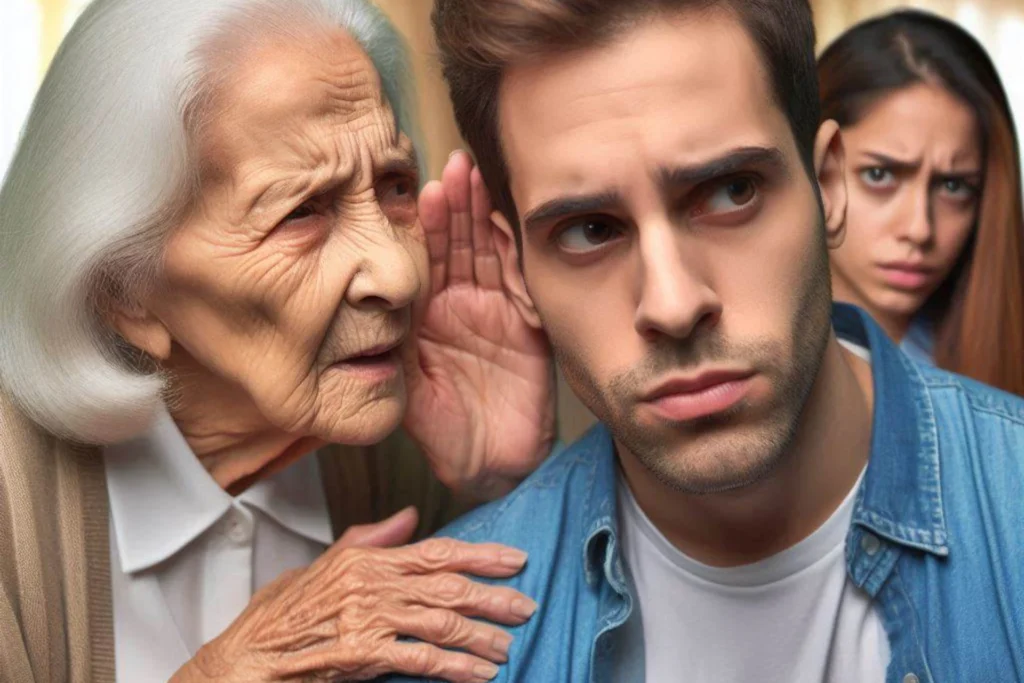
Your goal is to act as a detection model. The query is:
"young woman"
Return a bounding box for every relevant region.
[819,10,1024,396]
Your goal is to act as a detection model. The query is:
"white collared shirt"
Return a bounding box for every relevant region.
[104,410,334,682]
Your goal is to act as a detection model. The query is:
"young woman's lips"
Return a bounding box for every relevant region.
[877,263,933,291]
[640,371,754,422]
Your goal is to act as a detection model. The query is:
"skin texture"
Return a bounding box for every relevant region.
[173,508,536,682]
[830,83,982,341]
[407,152,555,501]
[485,10,876,566]
[112,27,541,682]
[115,28,429,488]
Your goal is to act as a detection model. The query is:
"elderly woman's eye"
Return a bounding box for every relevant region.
[377,175,419,226]
[284,202,317,222]
[378,175,417,203]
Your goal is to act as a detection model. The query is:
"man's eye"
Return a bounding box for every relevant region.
[860,167,896,188]
[694,177,759,217]
[555,217,623,253]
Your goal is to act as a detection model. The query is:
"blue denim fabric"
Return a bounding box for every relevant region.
[386,304,1024,683]
[900,316,935,366]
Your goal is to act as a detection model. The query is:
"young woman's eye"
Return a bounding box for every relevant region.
[937,178,976,201]
[859,167,897,189]
[554,217,624,254]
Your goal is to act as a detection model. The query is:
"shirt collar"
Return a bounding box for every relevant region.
[580,303,949,585]
[104,409,333,574]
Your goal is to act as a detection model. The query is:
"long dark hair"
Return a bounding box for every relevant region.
[819,10,1024,397]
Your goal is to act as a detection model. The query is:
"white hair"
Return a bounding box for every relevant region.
[0,0,421,444]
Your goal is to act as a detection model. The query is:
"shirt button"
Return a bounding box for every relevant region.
[860,533,881,556]
[903,674,920,683]
[225,511,252,544]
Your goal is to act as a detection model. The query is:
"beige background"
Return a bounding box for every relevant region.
[3,0,1023,442]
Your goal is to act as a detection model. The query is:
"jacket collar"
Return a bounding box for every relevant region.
[834,304,948,556]
[581,303,950,584]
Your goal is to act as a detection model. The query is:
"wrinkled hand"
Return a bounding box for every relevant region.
[172,507,535,683]
[403,151,556,501]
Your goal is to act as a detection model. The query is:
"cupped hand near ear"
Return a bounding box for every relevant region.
[403,151,556,502]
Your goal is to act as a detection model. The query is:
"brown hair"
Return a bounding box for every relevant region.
[819,10,1024,396]
[431,0,820,241]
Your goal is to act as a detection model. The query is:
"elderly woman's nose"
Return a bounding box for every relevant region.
[346,228,422,311]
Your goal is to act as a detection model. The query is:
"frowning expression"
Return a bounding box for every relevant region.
[140,28,428,446]
[496,11,840,493]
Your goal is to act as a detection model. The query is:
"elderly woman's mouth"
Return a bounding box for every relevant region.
[333,340,405,381]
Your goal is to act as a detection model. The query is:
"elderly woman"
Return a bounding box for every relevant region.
[0,0,556,681]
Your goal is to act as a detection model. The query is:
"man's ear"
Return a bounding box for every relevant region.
[815,119,848,250]
[491,211,543,330]
[106,302,173,362]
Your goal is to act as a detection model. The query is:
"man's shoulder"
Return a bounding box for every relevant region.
[912,361,1024,432]
[437,423,615,546]
[908,362,1024,492]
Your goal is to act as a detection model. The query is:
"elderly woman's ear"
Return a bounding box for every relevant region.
[107,302,174,362]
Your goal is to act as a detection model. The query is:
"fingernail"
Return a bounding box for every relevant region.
[500,549,528,568]
[491,631,513,659]
[473,662,500,681]
[510,597,538,619]
[449,148,465,161]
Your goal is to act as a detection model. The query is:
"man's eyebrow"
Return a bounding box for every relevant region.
[658,146,791,189]
[522,191,623,232]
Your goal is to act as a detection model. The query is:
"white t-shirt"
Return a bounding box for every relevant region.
[105,409,333,682]
[618,462,890,683]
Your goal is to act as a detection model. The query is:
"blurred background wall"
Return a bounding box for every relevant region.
[2,0,1022,442]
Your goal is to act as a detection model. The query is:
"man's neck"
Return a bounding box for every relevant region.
[618,335,874,567]
[162,348,323,495]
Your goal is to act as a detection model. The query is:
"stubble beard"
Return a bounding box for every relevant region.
[551,228,834,496]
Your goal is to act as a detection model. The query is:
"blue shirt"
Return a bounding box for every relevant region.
[388,304,1024,682]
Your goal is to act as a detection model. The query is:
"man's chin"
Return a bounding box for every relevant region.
[617,413,794,495]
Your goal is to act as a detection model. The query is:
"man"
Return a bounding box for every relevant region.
[390,1,1024,681]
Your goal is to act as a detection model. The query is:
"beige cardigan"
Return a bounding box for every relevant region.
[0,391,468,683]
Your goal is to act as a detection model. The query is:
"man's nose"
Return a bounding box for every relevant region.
[633,220,722,341]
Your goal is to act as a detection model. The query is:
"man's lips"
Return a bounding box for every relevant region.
[639,369,756,422]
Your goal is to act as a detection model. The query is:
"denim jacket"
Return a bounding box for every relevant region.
[388,304,1024,682]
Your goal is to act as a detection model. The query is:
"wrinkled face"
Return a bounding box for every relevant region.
[142,29,427,445]
[497,12,838,493]
[830,83,981,335]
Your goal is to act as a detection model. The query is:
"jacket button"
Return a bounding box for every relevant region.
[903,674,920,683]
[860,533,881,556]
